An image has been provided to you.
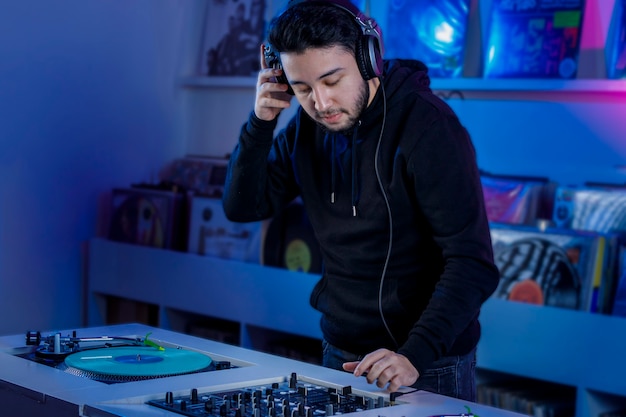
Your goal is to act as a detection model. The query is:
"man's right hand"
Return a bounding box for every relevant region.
[255,44,293,121]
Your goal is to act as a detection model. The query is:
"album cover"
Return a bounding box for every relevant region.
[607,0,626,79]
[481,173,554,225]
[383,0,472,77]
[552,185,626,233]
[484,0,586,79]
[159,156,229,199]
[187,196,263,263]
[611,245,626,317]
[199,0,269,76]
[489,223,607,311]
[108,187,189,251]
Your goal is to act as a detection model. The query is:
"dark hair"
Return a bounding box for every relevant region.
[267,2,360,56]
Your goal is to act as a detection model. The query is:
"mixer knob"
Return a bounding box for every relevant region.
[25,331,41,346]
[191,388,198,404]
[205,398,215,412]
[165,392,174,406]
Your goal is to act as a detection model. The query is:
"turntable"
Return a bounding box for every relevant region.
[0,323,517,417]
[18,330,232,383]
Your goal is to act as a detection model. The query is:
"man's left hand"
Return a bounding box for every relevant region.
[342,349,419,392]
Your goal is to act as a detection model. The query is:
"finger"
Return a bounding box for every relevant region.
[342,361,359,372]
[353,349,390,377]
[258,68,278,87]
[386,376,402,393]
[259,44,268,69]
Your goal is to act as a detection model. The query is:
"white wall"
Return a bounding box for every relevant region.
[0,0,198,335]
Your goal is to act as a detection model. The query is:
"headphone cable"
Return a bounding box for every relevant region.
[374,82,398,349]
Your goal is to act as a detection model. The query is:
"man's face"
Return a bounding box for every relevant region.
[280,46,371,132]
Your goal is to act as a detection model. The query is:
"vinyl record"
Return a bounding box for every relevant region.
[263,200,323,273]
[64,346,212,382]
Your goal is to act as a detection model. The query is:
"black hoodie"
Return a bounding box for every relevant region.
[223,59,500,375]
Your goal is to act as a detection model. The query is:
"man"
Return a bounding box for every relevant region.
[222,0,499,400]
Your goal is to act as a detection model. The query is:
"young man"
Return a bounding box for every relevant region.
[222,0,499,400]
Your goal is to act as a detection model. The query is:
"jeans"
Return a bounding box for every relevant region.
[322,340,477,401]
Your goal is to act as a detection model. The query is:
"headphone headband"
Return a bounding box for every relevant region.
[269,0,384,81]
[287,0,383,54]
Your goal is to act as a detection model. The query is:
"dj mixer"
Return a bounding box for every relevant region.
[0,323,521,417]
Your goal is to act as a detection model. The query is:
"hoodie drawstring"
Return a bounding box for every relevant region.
[329,122,360,217]
[330,135,336,204]
[351,123,359,217]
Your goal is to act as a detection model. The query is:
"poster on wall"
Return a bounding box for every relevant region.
[608,0,626,79]
[484,0,586,79]
[383,0,471,78]
[199,0,269,76]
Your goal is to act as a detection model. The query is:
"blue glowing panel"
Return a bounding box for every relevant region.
[384,0,471,78]
[484,0,586,79]
[608,0,626,79]
[352,0,366,11]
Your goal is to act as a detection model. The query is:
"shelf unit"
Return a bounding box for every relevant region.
[86,238,626,417]
[86,238,323,361]
[179,75,626,107]
[179,75,626,94]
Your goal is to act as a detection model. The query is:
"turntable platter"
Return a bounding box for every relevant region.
[64,346,212,382]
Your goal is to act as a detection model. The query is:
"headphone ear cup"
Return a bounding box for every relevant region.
[356,35,383,80]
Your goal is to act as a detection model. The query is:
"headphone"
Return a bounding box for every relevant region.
[264,0,384,94]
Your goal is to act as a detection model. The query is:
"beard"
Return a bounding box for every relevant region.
[314,79,370,134]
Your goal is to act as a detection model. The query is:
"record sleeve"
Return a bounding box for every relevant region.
[159,156,228,199]
[108,187,189,251]
[552,185,626,233]
[611,245,626,317]
[551,185,626,313]
[607,0,626,79]
[199,0,269,76]
[187,196,262,263]
[481,173,554,225]
[383,0,472,78]
[484,0,586,79]
[489,223,607,311]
